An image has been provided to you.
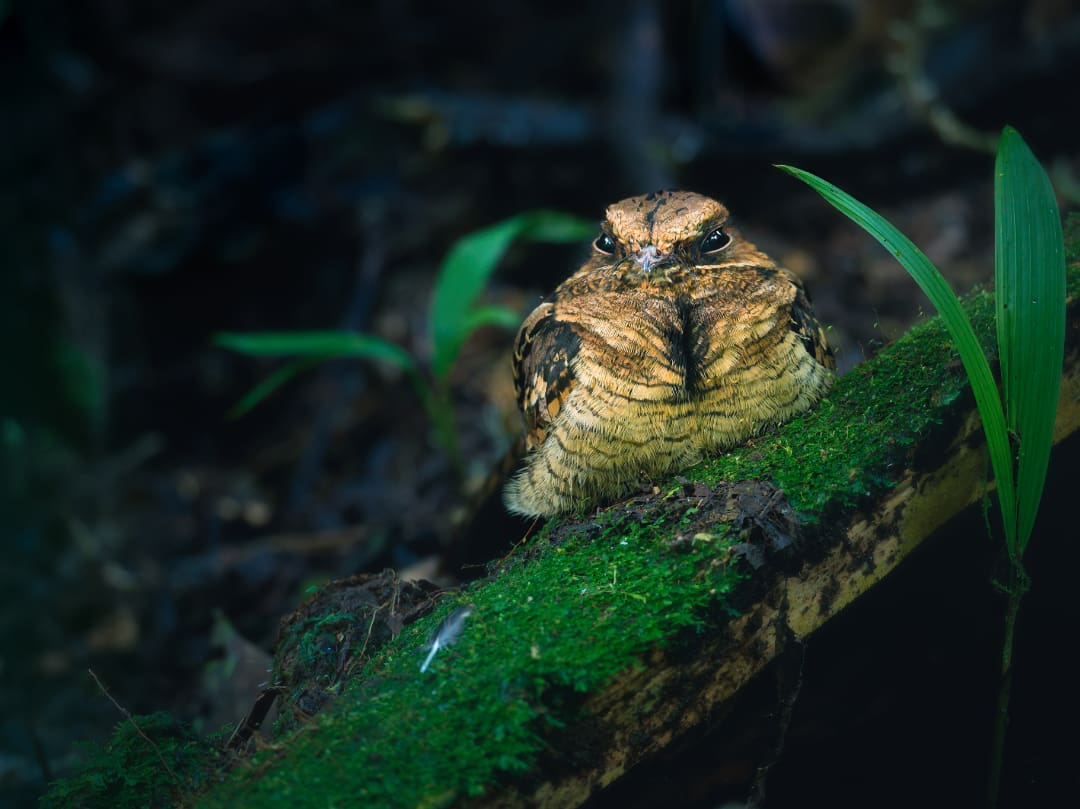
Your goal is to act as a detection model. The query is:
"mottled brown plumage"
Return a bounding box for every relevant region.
[504,190,835,517]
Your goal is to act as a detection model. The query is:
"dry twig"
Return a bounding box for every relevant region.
[87,668,182,785]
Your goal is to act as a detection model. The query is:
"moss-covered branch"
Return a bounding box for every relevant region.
[50,220,1079,809]
[190,217,1080,808]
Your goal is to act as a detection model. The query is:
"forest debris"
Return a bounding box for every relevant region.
[420,604,476,673]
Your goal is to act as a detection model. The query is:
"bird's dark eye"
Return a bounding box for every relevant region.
[594,232,616,254]
[700,228,731,253]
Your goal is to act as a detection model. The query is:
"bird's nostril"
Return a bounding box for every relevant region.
[635,245,663,270]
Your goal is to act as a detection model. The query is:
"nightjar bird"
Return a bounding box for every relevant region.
[503,190,835,517]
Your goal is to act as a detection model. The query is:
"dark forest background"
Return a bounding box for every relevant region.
[1,1,1078,805]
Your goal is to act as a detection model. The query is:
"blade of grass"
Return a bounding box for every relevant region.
[227,357,322,418]
[778,164,1017,551]
[214,331,419,375]
[214,331,436,428]
[429,211,594,381]
[994,126,1065,556]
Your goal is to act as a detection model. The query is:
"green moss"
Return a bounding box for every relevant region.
[270,610,359,734]
[693,214,1080,520]
[41,712,226,809]
[269,574,440,738]
[687,295,988,518]
[1066,213,1080,269]
[49,216,1078,808]
[198,232,1080,807]
[201,504,742,807]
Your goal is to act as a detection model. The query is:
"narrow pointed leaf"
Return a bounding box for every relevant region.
[214,331,419,375]
[228,358,321,418]
[430,211,593,382]
[994,126,1065,554]
[215,331,428,417]
[778,164,1017,551]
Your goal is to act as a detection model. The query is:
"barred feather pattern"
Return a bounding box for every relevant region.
[504,191,834,517]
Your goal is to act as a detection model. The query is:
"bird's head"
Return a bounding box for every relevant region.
[587,190,762,283]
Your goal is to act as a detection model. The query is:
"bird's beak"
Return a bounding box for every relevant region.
[633,245,667,272]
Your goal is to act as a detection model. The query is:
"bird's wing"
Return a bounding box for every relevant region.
[511,300,581,450]
[778,268,835,371]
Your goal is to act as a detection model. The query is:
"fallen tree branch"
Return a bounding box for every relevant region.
[200,219,1080,808]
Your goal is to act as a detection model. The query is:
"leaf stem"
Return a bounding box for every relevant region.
[988,558,1029,808]
[423,381,463,478]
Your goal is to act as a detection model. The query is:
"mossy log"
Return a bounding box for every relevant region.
[201,218,1080,808]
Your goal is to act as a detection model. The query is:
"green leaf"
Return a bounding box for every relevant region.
[54,340,106,439]
[429,211,594,382]
[778,163,1017,553]
[994,126,1066,555]
[460,304,523,335]
[215,331,430,419]
[214,331,419,376]
[227,358,321,418]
